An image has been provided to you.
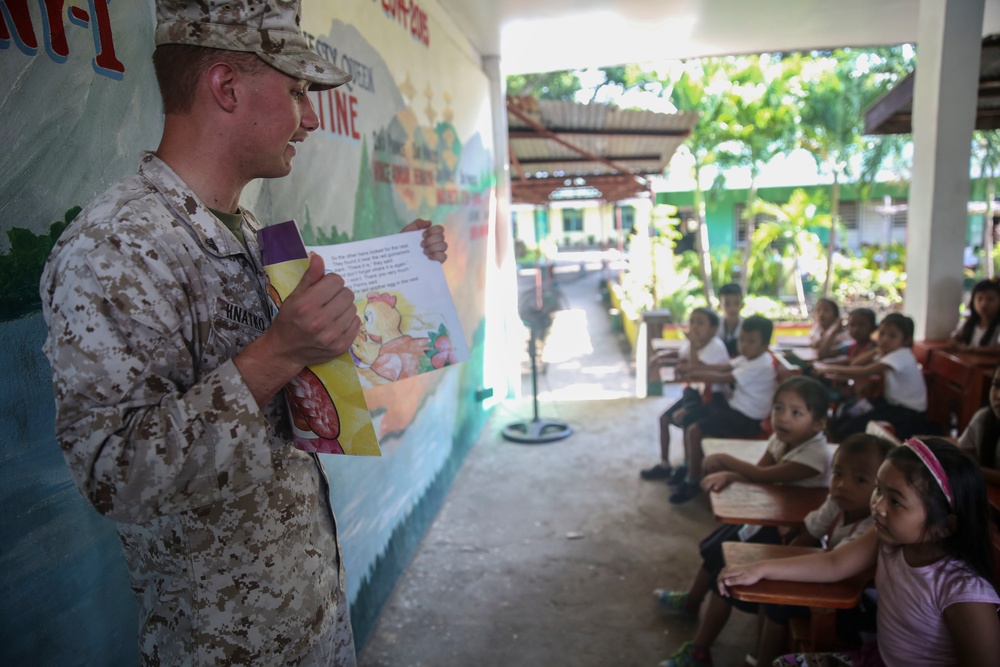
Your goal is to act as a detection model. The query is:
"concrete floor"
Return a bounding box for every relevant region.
[358,255,757,667]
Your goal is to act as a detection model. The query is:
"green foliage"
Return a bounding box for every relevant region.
[300,213,352,246]
[506,70,583,100]
[831,250,905,308]
[0,206,79,321]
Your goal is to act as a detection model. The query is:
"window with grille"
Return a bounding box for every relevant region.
[562,208,583,232]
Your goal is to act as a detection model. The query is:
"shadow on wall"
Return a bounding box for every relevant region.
[0,314,139,666]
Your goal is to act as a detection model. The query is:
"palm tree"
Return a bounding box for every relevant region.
[749,189,830,314]
[716,54,801,294]
[664,58,738,306]
[972,129,1000,277]
[798,54,867,298]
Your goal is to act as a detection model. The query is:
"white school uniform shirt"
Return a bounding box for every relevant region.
[809,322,850,348]
[728,352,778,421]
[765,431,832,488]
[678,336,731,393]
[879,347,927,412]
[804,496,874,550]
[958,406,1000,464]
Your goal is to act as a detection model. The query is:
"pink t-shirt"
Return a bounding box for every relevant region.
[876,543,1000,666]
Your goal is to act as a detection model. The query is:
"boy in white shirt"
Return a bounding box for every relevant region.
[817,313,932,441]
[717,283,744,357]
[669,315,779,504]
[642,308,730,483]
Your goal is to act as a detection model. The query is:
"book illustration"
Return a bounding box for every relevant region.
[258,221,381,456]
[351,291,458,385]
[306,229,469,391]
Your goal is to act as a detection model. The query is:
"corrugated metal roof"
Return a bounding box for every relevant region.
[865,34,1000,135]
[508,96,699,203]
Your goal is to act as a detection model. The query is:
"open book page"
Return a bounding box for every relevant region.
[306,230,469,390]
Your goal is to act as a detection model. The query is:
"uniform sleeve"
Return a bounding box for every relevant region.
[803,496,838,540]
[957,409,987,456]
[41,226,274,524]
[697,338,731,366]
[783,441,831,475]
[877,348,905,371]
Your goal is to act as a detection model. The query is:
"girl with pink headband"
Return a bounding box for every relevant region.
[717,437,1000,666]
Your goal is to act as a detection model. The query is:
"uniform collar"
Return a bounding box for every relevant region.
[137,152,260,260]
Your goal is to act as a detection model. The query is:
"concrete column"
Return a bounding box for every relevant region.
[482,55,522,402]
[905,0,984,339]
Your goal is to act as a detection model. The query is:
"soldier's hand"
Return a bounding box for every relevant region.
[269,253,360,366]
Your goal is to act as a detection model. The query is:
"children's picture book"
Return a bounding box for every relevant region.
[259,221,381,456]
[259,220,469,452]
[304,227,469,391]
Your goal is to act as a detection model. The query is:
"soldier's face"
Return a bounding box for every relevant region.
[239,66,319,178]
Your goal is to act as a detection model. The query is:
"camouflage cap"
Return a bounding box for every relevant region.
[155,0,351,90]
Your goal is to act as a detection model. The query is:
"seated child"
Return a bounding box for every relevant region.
[668,315,780,504]
[717,283,744,358]
[719,438,1000,666]
[957,362,1000,488]
[819,313,931,442]
[951,278,1000,353]
[641,307,731,483]
[812,307,879,403]
[753,433,893,667]
[653,376,833,652]
[810,298,851,360]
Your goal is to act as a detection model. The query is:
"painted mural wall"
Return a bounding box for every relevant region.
[0,1,502,663]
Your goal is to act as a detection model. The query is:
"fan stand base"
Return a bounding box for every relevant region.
[501,418,573,444]
[503,330,572,445]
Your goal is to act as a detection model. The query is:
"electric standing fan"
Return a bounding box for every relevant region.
[502,265,573,444]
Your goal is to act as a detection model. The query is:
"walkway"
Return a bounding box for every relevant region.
[359,253,757,667]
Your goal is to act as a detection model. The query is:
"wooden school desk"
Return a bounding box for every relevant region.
[722,542,875,652]
[921,346,998,434]
[703,438,831,527]
[710,482,828,527]
[721,542,873,609]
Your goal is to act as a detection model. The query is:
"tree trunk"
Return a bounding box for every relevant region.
[987,175,996,279]
[822,174,841,298]
[692,163,716,306]
[740,179,758,295]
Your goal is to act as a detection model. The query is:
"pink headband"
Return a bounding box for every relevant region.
[902,438,953,507]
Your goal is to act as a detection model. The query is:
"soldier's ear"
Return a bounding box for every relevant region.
[205,62,239,112]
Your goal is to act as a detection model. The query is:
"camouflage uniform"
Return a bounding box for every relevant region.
[40,153,355,665]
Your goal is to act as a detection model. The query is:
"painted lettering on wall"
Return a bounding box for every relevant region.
[0,0,125,79]
[374,0,430,47]
[314,87,361,140]
[301,34,376,94]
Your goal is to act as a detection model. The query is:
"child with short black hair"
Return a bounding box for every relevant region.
[654,376,833,667]
[641,307,730,483]
[811,298,851,360]
[753,433,894,666]
[668,315,780,503]
[718,283,744,357]
[819,313,931,441]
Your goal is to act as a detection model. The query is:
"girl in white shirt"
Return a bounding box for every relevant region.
[951,279,1000,353]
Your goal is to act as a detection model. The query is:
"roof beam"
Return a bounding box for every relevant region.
[516,154,664,165]
[509,127,690,139]
[506,97,649,187]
